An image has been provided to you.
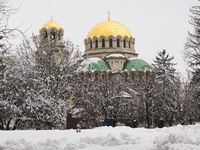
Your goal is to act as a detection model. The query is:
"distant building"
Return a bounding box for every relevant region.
[38,15,151,128]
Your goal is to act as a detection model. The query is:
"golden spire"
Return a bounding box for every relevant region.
[107,11,111,21]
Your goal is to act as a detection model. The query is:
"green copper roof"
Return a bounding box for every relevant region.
[77,58,110,72]
[123,58,151,71]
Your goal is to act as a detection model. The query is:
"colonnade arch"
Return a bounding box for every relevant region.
[85,35,135,51]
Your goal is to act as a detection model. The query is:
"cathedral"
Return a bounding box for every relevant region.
[39,15,151,73]
[38,15,152,128]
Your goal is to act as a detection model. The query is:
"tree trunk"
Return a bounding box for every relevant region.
[146,115,150,128]
[0,118,4,130]
[169,113,174,126]
[145,102,150,128]
[12,118,20,130]
[6,118,13,130]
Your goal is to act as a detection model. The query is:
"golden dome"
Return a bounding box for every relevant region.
[42,20,61,30]
[87,20,132,38]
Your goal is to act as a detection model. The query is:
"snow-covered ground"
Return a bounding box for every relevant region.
[0,124,200,150]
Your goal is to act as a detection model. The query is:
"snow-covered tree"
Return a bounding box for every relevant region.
[0,54,22,130]
[180,77,200,124]
[152,50,180,126]
[128,72,156,128]
[185,1,200,82]
[12,35,82,129]
[72,74,139,128]
[0,0,25,130]
[79,78,122,127]
[184,1,200,122]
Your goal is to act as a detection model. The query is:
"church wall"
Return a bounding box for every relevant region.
[105,58,126,70]
[68,70,151,83]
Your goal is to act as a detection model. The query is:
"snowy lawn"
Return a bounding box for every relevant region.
[0,124,200,150]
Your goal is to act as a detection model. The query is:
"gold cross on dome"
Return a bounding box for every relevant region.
[107,11,111,21]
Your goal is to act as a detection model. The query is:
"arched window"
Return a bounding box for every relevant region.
[44,31,47,39]
[102,39,105,48]
[123,39,126,48]
[90,40,92,49]
[109,39,113,48]
[117,39,120,47]
[95,39,98,48]
[51,32,56,40]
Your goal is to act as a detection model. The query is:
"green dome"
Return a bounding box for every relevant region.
[77,57,110,72]
[123,58,151,71]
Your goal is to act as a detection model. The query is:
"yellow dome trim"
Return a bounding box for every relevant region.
[87,20,132,38]
[42,20,61,30]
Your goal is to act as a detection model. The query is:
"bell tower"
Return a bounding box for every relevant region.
[37,18,67,67]
[40,18,64,44]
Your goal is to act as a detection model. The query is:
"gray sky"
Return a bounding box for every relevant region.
[10,0,197,78]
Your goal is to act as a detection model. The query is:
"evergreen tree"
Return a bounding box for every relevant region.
[153,50,180,126]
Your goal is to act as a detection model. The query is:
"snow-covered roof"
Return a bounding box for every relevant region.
[71,108,84,114]
[105,54,126,58]
[123,58,151,71]
[76,57,110,72]
[126,87,140,96]
[119,91,132,98]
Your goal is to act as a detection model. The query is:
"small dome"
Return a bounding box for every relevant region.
[77,57,110,72]
[87,20,132,39]
[124,58,151,71]
[42,20,61,30]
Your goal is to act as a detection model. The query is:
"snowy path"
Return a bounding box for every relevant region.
[0,125,200,150]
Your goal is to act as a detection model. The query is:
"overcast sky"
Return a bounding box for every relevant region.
[10,0,198,78]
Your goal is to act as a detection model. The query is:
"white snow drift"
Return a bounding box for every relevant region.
[0,124,200,150]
